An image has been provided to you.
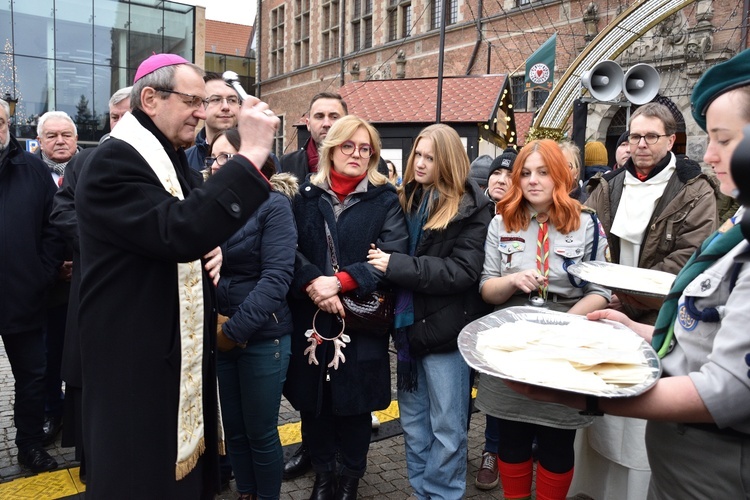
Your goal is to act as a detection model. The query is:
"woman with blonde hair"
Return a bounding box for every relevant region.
[285,115,408,500]
[368,123,493,499]
[475,138,610,500]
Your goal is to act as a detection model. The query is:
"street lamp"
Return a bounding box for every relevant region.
[2,92,17,117]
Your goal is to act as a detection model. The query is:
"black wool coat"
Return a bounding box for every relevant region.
[284,179,408,416]
[0,134,65,334]
[76,110,270,499]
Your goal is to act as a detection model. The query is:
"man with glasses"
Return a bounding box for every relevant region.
[185,72,241,171]
[75,53,276,498]
[586,102,717,322]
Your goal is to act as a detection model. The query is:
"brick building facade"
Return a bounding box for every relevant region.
[255,0,746,162]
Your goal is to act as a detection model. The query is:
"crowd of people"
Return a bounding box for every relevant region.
[0,47,748,500]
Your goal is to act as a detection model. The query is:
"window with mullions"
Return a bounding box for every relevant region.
[294,0,310,69]
[431,0,457,30]
[352,0,373,51]
[517,0,531,6]
[388,0,412,41]
[510,75,548,112]
[270,6,285,76]
[322,0,340,60]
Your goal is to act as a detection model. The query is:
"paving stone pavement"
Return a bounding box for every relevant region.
[0,340,539,499]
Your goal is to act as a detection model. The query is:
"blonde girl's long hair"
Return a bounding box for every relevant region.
[310,115,387,187]
[497,139,582,234]
[399,124,469,230]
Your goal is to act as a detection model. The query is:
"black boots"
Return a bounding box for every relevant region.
[335,475,359,500]
[309,471,337,500]
[284,444,312,479]
[309,472,359,500]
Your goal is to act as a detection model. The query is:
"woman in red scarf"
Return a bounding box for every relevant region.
[284,116,408,500]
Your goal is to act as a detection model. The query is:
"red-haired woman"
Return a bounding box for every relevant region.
[475,139,610,500]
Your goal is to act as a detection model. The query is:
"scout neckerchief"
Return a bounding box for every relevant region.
[111,112,211,480]
[535,212,550,300]
[651,215,744,357]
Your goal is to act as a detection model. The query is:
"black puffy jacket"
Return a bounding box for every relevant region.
[385,181,493,356]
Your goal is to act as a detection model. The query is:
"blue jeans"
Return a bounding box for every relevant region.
[398,350,469,500]
[218,335,290,499]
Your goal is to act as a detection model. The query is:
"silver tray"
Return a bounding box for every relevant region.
[568,261,676,298]
[459,306,661,398]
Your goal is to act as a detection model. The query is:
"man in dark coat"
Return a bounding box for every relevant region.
[75,53,276,498]
[34,110,80,446]
[0,98,65,473]
[280,92,389,181]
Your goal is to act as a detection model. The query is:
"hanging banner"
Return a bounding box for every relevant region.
[525,34,557,91]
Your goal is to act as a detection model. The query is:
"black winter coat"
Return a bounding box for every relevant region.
[0,134,65,334]
[50,147,97,387]
[216,179,297,344]
[76,110,270,498]
[285,179,408,416]
[385,181,493,356]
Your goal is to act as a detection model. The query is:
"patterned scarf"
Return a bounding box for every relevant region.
[394,191,430,392]
[651,220,744,357]
[41,150,69,177]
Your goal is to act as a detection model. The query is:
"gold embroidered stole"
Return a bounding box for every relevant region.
[111,113,206,479]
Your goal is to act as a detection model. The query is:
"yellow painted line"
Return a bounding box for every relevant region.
[279,399,402,447]
[0,467,85,498]
[1,393,479,497]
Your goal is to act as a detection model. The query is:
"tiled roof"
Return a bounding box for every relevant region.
[338,75,508,124]
[514,112,534,147]
[205,20,253,56]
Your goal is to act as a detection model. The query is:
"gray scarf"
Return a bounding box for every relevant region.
[41,150,70,177]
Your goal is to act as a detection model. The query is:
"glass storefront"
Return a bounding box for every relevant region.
[205,52,256,97]
[0,0,196,144]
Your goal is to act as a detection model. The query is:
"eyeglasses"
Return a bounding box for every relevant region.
[628,133,668,145]
[204,153,235,167]
[154,88,209,109]
[339,141,373,159]
[207,95,240,107]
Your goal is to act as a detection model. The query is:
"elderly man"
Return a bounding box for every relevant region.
[35,111,79,446]
[75,54,276,498]
[281,92,389,180]
[0,99,65,473]
[185,72,241,170]
[36,111,79,186]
